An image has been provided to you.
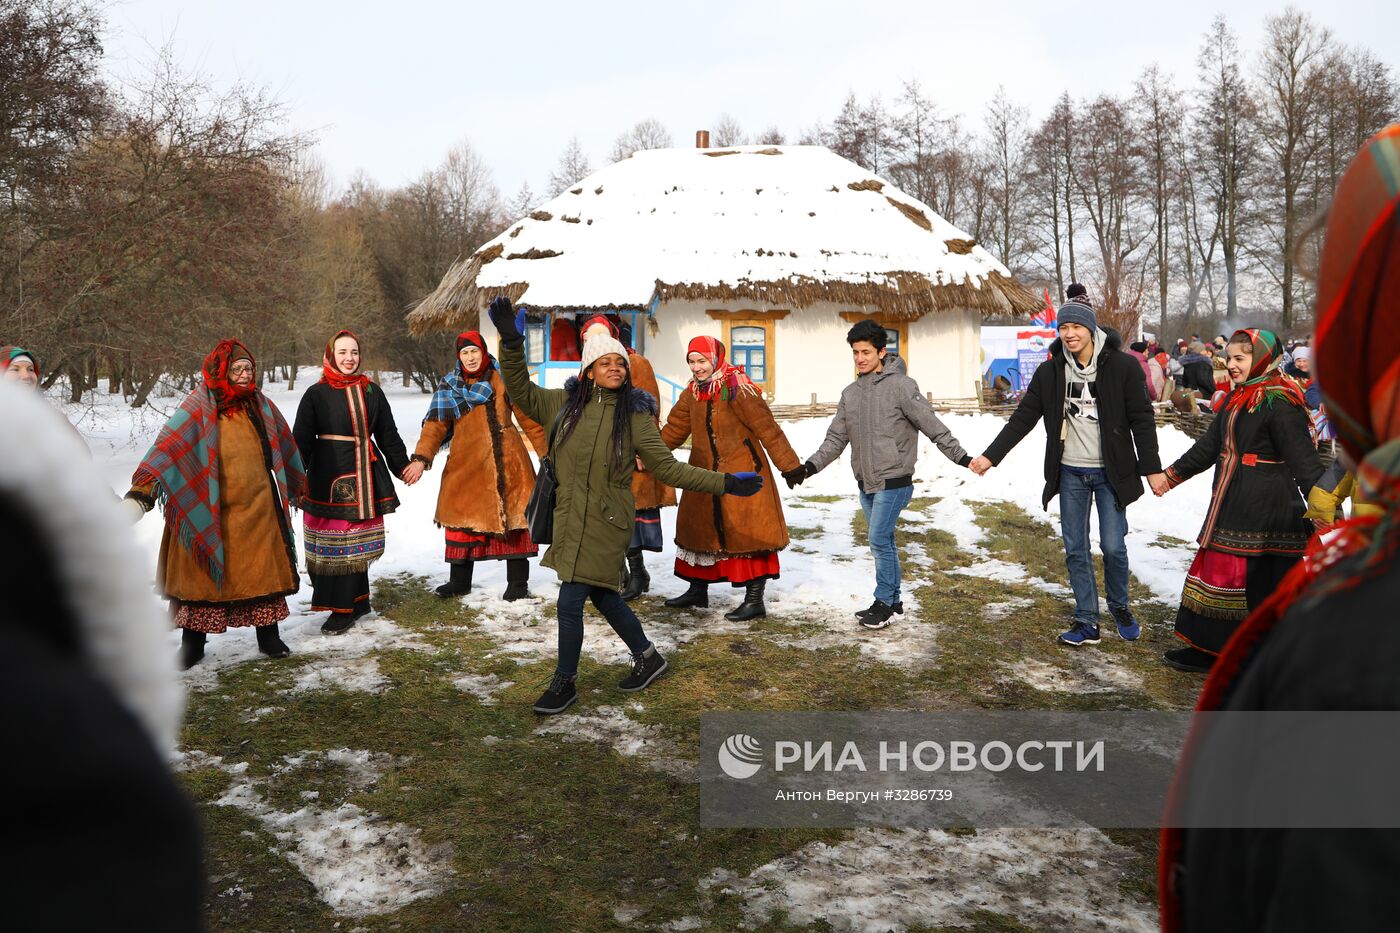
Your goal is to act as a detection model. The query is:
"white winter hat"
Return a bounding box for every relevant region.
[1292,345,1311,361]
[580,332,629,377]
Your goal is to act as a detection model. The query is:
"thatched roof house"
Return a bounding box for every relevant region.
[411,144,1038,407]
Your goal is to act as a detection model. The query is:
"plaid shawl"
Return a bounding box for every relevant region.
[423,368,495,424]
[132,341,306,588]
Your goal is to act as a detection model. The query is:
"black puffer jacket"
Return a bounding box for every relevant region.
[982,327,1162,509]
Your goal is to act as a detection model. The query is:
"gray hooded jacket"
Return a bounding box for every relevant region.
[807,355,970,493]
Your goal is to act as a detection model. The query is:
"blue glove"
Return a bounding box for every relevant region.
[724,471,764,497]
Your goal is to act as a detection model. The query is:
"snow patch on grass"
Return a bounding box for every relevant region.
[452,672,516,705]
[702,827,1155,933]
[535,704,694,780]
[187,751,453,917]
[289,656,388,695]
[1004,653,1144,694]
[178,613,429,694]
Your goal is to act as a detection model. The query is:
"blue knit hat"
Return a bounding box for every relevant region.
[1058,284,1096,332]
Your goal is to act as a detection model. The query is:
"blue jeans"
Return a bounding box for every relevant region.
[859,485,915,605]
[556,582,651,678]
[1058,466,1130,625]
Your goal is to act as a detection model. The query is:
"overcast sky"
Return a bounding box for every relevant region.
[100,0,1400,199]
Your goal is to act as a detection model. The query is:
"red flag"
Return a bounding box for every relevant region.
[1031,289,1057,327]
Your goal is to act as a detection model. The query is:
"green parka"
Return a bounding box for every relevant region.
[500,342,729,589]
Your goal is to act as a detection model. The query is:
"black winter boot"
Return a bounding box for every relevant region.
[621,548,650,601]
[724,579,767,621]
[502,558,531,601]
[435,560,473,598]
[664,580,709,609]
[178,629,206,671]
[255,623,290,659]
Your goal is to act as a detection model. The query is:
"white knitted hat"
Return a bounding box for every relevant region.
[580,332,629,376]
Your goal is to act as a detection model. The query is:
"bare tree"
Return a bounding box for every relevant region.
[1134,66,1182,322]
[1195,15,1256,319]
[609,118,673,162]
[1073,95,1149,323]
[712,113,746,147]
[755,126,786,145]
[984,86,1029,270]
[547,135,592,197]
[1254,7,1332,329]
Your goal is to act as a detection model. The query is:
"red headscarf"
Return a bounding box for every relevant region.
[455,331,492,379]
[686,335,756,401]
[321,330,369,389]
[202,340,258,413]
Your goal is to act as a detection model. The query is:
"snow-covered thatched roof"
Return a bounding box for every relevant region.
[408,145,1039,334]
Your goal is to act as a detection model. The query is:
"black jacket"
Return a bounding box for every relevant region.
[982,328,1161,509]
[1179,354,1216,397]
[1166,400,1322,556]
[293,381,410,521]
[1171,557,1400,931]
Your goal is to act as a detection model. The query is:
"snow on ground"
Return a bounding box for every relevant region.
[1003,656,1145,695]
[70,378,1211,926]
[701,827,1156,933]
[71,373,1209,669]
[175,750,453,917]
[534,704,695,780]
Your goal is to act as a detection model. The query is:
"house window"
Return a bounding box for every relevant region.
[883,326,900,359]
[731,326,767,384]
[525,320,547,366]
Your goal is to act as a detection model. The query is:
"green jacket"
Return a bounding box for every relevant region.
[500,342,729,589]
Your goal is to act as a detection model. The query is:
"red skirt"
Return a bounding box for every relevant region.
[675,552,780,585]
[445,526,537,563]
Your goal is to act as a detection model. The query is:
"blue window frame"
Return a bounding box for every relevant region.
[731,325,766,385]
[883,327,900,358]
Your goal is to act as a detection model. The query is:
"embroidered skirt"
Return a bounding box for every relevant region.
[304,514,385,576]
[675,548,780,585]
[445,526,537,563]
[1174,548,1300,655]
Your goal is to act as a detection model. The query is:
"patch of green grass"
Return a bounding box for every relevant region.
[786,525,823,540]
[180,498,1184,930]
[796,494,844,504]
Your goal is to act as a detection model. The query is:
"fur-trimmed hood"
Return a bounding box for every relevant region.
[562,376,659,416]
[0,385,182,752]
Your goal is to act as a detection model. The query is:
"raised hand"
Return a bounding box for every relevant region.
[969,455,993,476]
[487,296,523,348]
[724,471,764,497]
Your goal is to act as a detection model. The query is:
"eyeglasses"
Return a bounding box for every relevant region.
[229,363,254,375]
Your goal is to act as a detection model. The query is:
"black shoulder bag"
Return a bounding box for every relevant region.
[525,408,567,545]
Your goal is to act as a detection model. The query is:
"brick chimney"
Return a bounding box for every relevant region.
[695,129,710,149]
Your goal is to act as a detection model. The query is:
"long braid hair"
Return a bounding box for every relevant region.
[557,370,634,471]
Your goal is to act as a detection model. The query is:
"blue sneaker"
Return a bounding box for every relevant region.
[1110,606,1141,641]
[1058,622,1101,646]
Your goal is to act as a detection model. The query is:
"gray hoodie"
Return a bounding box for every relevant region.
[807,355,970,493]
